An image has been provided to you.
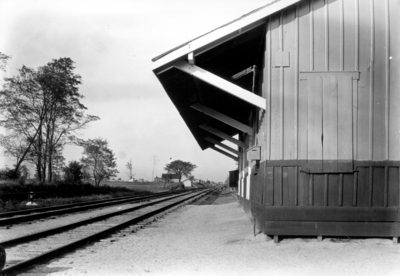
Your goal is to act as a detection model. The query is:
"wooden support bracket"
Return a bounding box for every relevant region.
[205,137,239,155]
[200,125,246,148]
[192,103,253,135]
[209,146,238,161]
[174,61,266,110]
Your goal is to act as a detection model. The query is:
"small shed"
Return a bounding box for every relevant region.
[161,173,180,183]
[152,0,400,240]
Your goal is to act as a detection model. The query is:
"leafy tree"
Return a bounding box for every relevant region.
[0,133,28,165]
[0,58,99,181]
[126,159,134,180]
[63,161,83,183]
[0,52,10,71]
[79,138,119,186]
[164,160,197,183]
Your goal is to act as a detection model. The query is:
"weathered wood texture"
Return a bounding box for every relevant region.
[250,161,400,208]
[239,0,400,238]
[258,0,400,162]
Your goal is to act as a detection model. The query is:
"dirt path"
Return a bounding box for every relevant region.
[23,191,400,276]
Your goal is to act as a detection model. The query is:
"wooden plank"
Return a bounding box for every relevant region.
[352,171,358,207]
[209,146,238,162]
[309,174,314,206]
[357,0,371,160]
[322,75,338,172]
[328,174,340,207]
[313,174,325,206]
[388,167,399,207]
[298,171,309,206]
[312,0,326,71]
[192,104,253,135]
[264,221,400,236]
[384,166,388,207]
[270,15,282,160]
[266,18,272,160]
[388,0,400,160]
[307,75,323,171]
[337,75,353,171]
[343,174,354,207]
[199,125,246,148]
[372,167,385,207]
[294,5,299,160]
[300,71,359,78]
[294,166,299,206]
[273,167,283,206]
[357,167,369,207]
[324,173,329,206]
[204,137,239,155]
[298,0,311,72]
[372,0,387,161]
[265,167,274,206]
[282,166,297,206]
[174,61,266,110]
[259,205,399,222]
[338,173,343,206]
[283,8,296,160]
[369,166,373,207]
[298,79,309,160]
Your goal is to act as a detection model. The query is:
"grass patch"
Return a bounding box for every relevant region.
[0,180,153,213]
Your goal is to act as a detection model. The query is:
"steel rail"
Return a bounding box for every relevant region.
[0,190,187,218]
[0,190,189,226]
[0,191,194,248]
[0,188,213,276]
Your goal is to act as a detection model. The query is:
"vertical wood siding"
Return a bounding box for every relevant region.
[261,0,400,162]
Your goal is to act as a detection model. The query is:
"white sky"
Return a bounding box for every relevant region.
[0,0,271,182]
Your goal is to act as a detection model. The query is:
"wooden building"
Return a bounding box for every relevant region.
[152,0,400,241]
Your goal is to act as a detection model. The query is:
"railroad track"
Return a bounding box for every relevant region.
[0,188,214,275]
[0,190,191,226]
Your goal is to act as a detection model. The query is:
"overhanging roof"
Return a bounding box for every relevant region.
[152,0,301,152]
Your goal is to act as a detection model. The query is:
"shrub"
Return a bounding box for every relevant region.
[0,167,20,180]
[62,161,83,184]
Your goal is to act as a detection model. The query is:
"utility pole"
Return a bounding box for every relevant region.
[150,155,159,181]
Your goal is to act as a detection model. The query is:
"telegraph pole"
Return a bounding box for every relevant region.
[150,155,159,181]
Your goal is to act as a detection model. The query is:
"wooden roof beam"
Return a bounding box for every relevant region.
[209,146,238,162]
[174,61,266,110]
[200,124,246,148]
[151,0,301,72]
[204,137,239,155]
[192,103,253,135]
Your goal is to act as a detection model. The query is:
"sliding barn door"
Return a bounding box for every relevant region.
[299,72,359,173]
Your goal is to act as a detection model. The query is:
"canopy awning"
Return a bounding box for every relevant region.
[152,0,301,152]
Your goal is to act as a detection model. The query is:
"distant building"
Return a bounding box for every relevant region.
[153,176,163,182]
[161,173,180,183]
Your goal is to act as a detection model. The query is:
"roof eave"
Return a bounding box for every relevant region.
[151,0,301,74]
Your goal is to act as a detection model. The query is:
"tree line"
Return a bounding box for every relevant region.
[0,53,118,185]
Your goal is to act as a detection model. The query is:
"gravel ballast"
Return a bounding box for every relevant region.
[22,191,400,276]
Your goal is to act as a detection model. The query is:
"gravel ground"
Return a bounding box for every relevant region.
[21,191,400,276]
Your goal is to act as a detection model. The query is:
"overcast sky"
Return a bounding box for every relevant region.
[0,0,271,182]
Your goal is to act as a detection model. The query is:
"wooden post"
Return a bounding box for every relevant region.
[274,235,279,243]
[317,235,323,242]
